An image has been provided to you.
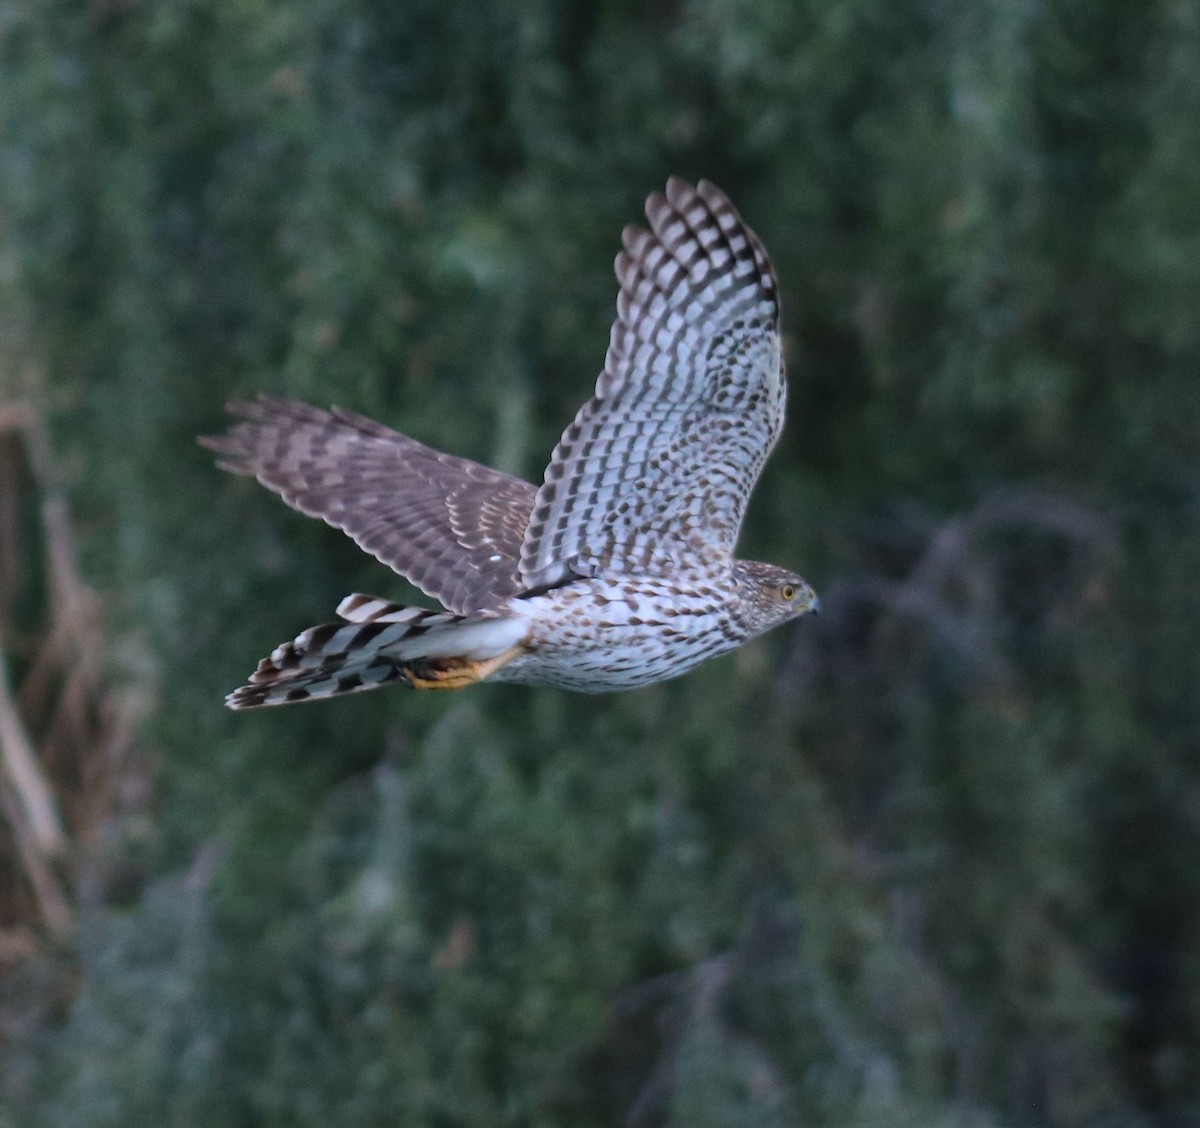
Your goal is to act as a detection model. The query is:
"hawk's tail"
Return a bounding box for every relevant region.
[226,594,526,709]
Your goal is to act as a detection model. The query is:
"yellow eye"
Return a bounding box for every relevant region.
[780,584,796,602]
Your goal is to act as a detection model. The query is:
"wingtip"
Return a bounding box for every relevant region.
[695,178,731,209]
[643,189,669,226]
[664,175,694,203]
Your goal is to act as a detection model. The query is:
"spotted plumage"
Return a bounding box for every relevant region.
[202,177,818,708]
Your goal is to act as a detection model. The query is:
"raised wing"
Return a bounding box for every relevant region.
[518,178,784,591]
[201,396,536,613]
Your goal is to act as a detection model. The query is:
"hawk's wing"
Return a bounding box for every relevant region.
[201,397,536,613]
[518,178,784,591]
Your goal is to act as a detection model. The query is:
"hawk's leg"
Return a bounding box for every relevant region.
[401,645,525,690]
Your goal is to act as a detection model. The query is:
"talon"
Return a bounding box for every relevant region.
[404,645,524,690]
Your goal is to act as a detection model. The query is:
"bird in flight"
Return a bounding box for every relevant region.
[201,177,818,708]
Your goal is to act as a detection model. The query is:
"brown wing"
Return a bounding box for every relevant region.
[200,396,536,613]
[518,178,784,591]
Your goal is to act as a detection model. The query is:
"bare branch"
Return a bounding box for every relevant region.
[0,638,66,859]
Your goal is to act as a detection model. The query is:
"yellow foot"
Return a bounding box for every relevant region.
[403,645,524,690]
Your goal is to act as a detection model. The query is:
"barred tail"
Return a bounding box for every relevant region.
[226,594,526,709]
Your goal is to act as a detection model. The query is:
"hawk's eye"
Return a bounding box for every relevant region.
[780,583,796,602]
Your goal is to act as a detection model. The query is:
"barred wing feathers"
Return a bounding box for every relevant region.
[201,397,536,614]
[519,178,785,591]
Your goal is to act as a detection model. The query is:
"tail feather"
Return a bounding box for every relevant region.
[335,592,451,625]
[226,596,526,709]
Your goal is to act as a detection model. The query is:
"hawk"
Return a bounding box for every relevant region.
[201,178,818,708]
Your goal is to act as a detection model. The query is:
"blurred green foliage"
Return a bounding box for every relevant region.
[2,0,1198,1124]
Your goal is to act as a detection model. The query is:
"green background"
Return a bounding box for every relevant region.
[2,1,1198,1124]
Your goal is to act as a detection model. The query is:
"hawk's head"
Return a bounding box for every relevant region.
[734,560,820,639]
